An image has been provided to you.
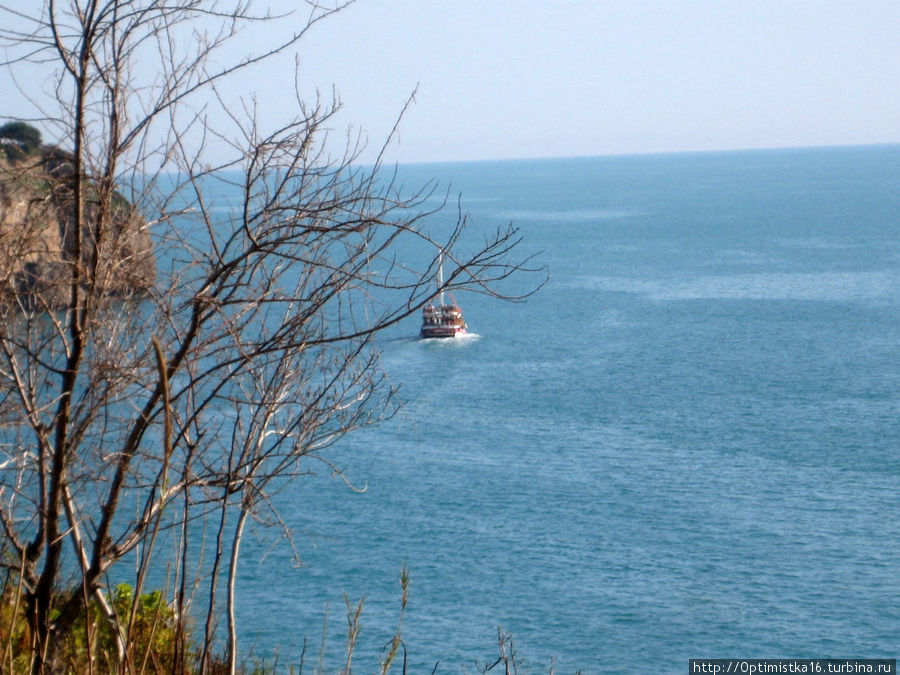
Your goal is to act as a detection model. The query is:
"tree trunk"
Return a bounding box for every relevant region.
[226,507,250,675]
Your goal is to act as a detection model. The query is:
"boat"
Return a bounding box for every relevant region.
[420,253,467,339]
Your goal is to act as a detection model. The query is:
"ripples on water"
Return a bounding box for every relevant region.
[232,147,900,672]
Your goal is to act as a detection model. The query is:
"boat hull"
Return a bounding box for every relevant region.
[420,325,467,339]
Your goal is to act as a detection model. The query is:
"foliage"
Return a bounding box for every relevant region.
[0,121,42,162]
[0,580,31,672]
[60,583,187,674]
[0,578,190,674]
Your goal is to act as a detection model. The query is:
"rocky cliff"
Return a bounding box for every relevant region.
[0,152,155,309]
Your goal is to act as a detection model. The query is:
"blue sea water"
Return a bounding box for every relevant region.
[232,146,900,672]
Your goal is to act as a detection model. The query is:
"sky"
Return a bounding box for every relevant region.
[276,0,900,163]
[2,0,899,164]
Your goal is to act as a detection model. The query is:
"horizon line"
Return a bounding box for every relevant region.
[388,141,900,168]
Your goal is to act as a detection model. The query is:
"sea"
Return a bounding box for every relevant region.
[228,145,900,673]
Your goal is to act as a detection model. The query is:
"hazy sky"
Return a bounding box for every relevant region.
[276,0,900,163]
[3,1,899,164]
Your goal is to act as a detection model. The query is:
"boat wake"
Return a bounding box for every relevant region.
[420,331,481,344]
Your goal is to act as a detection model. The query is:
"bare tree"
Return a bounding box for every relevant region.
[0,1,542,673]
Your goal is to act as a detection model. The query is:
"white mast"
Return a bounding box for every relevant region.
[437,250,445,306]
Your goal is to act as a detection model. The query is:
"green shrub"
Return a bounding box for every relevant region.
[0,581,193,674]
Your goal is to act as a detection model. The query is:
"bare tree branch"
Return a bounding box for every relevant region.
[0,1,545,672]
